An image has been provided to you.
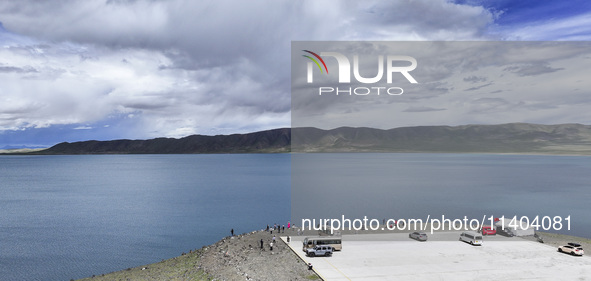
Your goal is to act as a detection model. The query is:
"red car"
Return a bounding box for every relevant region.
[481,226,496,235]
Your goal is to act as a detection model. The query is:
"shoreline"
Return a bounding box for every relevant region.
[3,151,591,156]
[77,228,320,281]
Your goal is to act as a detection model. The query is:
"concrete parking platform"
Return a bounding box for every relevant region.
[283,232,591,281]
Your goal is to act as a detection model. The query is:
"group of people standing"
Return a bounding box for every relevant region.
[265,221,291,234]
[261,221,293,251]
[231,222,294,252]
[260,235,277,251]
[259,234,278,250]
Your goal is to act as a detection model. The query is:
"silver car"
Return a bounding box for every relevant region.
[306,245,333,257]
[409,232,428,241]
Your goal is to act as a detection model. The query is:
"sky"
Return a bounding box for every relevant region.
[291,41,591,130]
[0,0,591,148]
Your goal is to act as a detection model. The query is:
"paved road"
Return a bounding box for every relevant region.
[284,232,591,281]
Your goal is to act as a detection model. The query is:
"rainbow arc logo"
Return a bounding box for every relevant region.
[302,50,328,74]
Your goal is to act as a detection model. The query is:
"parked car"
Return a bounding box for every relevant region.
[306,245,333,257]
[558,243,584,256]
[480,226,496,235]
[459,231,482,245]
[409,232,428,241]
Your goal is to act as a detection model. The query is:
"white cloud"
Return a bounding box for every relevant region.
[0,0,541,141]
[73,126,93,130]
[495,12,591,41]
[347,0,495,40]
[0,43,182,131]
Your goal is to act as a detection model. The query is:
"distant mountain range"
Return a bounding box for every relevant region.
[23,123,591,155]
[292,123,591,154]
[35,128,291,154]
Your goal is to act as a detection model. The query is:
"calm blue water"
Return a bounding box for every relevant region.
[2,153,591,280]
[0,154,290,281]
[292,153,591,239]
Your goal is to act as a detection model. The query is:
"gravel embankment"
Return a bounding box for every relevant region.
[519,231,591,251]
[78,228,319,281]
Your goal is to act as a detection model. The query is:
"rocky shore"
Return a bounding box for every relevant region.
[77,228,319,281]
[521,231,591,251]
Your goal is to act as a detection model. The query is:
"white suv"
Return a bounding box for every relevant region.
[558,243,584,256]
[306,245,333,257]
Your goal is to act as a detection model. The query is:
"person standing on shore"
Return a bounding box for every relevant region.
[260,239,263,249]
[270,242,273,251]
[231,229,234,236]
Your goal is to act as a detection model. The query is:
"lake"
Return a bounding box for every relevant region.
[1,153,590,280]
[292,153,591,238]
[0,154,290,281]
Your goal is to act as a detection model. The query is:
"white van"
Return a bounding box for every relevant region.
[459,231,482,245]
